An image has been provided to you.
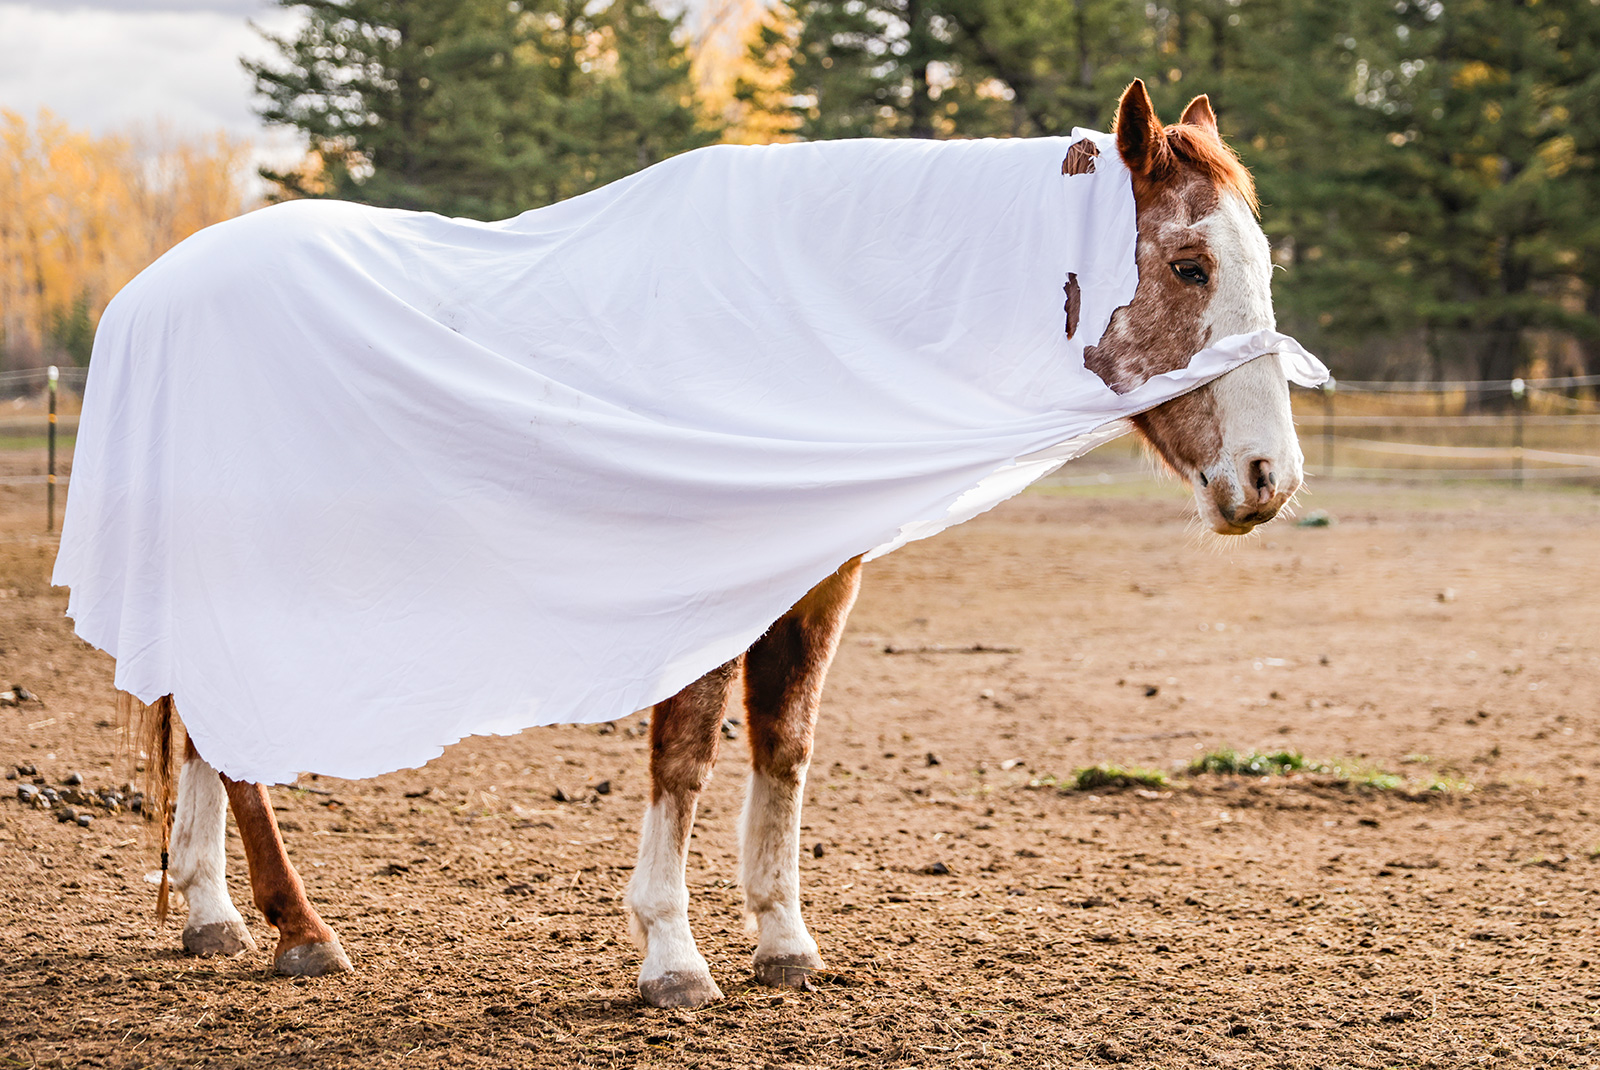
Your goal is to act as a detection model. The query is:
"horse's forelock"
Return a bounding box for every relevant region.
[1162,123,1258,216]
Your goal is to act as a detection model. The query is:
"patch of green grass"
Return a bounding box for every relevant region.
[1048,748,1470,798]
[1188,748,1309,777]
[1189,747,1437,793]
[1311,758,1404,792]
[1068,763,1169,792]
[1347,769,1406,791]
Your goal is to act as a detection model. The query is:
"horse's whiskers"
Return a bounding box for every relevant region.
[1141,444,1182,484]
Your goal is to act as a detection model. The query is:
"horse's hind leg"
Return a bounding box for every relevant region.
[170,739,256,956]
[741,556,862,988]
[626,658,740,1008]
[218,771,352,976]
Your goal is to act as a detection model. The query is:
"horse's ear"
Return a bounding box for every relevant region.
[1115,79,1168,180]
[1179,95,1217,134]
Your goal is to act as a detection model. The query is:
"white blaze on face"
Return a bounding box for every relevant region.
[1194,193,1303,531]
[1199,193,1275,338]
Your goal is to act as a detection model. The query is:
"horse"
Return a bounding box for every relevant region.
[125,80,1307,1008]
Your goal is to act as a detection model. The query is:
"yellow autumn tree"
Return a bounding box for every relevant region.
[0,110,250,370]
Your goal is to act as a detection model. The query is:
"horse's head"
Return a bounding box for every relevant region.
[1083,80,1300,535]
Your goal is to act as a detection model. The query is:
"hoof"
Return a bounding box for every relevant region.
[638,970,724,1008]
[183,919,257,957]
[754,952,822,990]
[274,937,353,977]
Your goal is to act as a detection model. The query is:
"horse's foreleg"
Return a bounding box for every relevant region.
[219,772,352,976]
[169,738,256,956]
[626,658,740,1008]
[741,557,862,989]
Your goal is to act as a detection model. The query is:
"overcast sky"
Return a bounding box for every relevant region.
[0,0,305,169]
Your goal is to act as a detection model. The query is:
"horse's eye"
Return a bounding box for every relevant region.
[1170,260,1209,285]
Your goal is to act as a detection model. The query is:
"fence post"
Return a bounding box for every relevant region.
[1510,377,1525,488]
[47,365,58,532]
[1321,378,1336,476]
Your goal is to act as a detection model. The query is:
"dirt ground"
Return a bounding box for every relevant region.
[2,466,1599,1069]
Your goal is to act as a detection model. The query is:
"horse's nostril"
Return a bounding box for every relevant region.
[1198,471,1208,488]
[1247,458,1275,504]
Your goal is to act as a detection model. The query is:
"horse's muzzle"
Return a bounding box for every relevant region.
[1194,452,1301,534]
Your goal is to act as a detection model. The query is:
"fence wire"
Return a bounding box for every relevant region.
[0,366,89,395]
[1295,376,1600,484]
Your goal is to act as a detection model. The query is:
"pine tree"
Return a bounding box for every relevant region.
[525,0,718,204]
[741,0,974,140]
[937,0,1148,135]
[49,291,94,366]
[247,0,515,216]
[747,0,1151,143]
[247,0,715,218]
[1294,0,1600,388]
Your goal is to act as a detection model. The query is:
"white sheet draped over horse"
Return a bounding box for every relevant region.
[55,127,1323,787]
[56,83,1327,1000]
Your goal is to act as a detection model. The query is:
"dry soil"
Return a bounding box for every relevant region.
[2,471,1598,1069]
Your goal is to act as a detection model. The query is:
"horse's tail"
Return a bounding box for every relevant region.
[117,691,183,926]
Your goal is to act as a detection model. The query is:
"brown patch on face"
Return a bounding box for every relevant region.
[1062,139,1099,176]
[1082,167,1220,394]
[1063,272,1081,339]
[1130,385,1223,480]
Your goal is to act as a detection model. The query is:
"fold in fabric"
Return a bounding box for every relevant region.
[55,131,1329,784]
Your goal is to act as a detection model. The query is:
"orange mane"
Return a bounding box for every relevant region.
[1163,122,1258,215]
